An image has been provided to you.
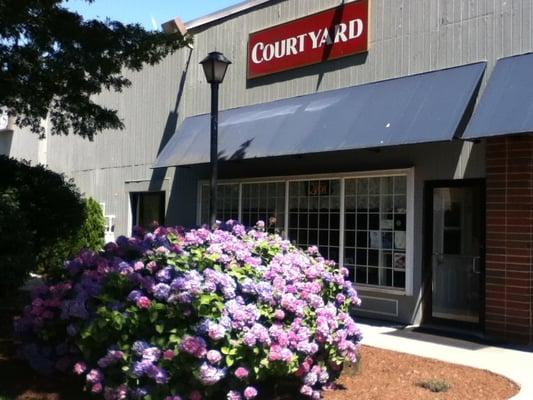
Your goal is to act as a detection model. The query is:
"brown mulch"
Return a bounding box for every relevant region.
[324,346,519,400]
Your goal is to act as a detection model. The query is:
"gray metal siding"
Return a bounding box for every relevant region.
[6,0,533,323]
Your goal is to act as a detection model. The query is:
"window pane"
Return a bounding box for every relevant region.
[242,182,285,234]
[200,183,239,225]
[288,179,341,261]
[344,175,408,289]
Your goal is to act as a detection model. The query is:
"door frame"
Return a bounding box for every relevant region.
[422,179,486,331]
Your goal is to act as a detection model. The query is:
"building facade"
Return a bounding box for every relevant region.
[2,0,532,344]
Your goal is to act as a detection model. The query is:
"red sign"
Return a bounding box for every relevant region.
[247,1,369,79]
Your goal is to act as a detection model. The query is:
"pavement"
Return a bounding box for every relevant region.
[357,321,533,399]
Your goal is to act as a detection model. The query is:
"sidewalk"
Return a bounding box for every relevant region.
[358,321,533,400]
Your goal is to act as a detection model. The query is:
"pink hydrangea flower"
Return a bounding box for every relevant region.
[189,390,202,400]
[91,383,103,393]
[73,362,86,375]
[86,368,103,384]
[206,350,222,364]
[243,386,258,399]
[234,367,249,379]
[163,349,176,360]
[136,296,152,309]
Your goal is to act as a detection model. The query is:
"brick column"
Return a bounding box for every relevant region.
[485,134,533,344]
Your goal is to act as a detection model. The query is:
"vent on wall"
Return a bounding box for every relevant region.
[357,296,399,317]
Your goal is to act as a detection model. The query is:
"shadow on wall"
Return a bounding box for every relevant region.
[246,48,367,91]
[149,49,198,227]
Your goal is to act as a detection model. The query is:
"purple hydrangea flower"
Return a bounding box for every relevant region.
[132,341,150,356]
[206,350,222,364]
[179,336,207,358]
[227,390,242,400]
[142,347,161,362]
[153,283,171,300]
[207,323,226,341]
[199,362,227,385]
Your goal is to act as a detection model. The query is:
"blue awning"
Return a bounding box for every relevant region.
[154,62,486,168]
[463,53,533,139]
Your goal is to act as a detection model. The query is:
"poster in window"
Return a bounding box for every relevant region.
[393,253,406,270]
[369,231,381,248]
[394,231,406,250]
[380,218,393,230]
[381,232,393,249]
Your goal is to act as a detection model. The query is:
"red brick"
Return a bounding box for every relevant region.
[484,135,532,344]
[505,292,531,303]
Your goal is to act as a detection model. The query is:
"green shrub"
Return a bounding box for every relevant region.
[37,197,105,278]
[0,156,85,294]
[0,188,35,294]
[16,222,363,399]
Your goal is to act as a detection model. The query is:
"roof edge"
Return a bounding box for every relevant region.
[178,0,273,32]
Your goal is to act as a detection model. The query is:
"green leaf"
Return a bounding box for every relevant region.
[149,309,159,323]
[225,355,234,367]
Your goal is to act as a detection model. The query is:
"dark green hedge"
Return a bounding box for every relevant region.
[0,155,105,293]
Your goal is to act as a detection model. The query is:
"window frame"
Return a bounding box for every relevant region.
[197,168,414,295]
[130,191,166,232]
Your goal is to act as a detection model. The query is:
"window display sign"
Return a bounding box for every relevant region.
[247,0,369,79]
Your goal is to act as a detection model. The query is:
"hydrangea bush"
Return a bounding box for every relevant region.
[15,221,362,400]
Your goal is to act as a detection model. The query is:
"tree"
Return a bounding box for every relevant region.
[0,0,190,140]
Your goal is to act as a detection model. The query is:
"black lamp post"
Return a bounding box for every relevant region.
[200,51,232,229]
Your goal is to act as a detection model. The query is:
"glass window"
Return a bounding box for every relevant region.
[344,176,407,289]
[241,182,285,234]
[197,171,410,292]
[200,183,239,225]
[131,191,165,231]
[288,179,341,262]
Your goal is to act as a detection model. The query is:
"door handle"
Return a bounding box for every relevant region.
[472,257,481,274]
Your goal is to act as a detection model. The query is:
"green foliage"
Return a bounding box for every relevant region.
[37,197,105,278]
[417,379,451,393]
[0,0,192,139]
[0,155,85,294]
[79,198,106,250]
[0,188,34,294]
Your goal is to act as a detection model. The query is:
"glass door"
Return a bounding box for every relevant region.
[430,183,483,325]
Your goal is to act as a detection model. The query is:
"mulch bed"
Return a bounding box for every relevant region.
[324,346,519,400]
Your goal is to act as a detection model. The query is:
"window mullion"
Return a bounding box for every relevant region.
[339,178,345,268]
[238,183,243,223]
[284,181,290,240]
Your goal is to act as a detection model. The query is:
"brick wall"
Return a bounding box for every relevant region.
[485,134,533,344]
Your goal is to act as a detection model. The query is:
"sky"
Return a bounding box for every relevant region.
[63,0,244,30]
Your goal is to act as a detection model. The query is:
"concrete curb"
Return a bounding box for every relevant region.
[357,323,533,399]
